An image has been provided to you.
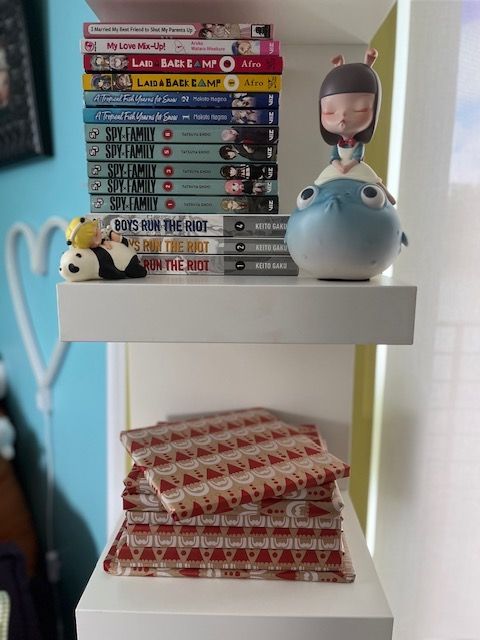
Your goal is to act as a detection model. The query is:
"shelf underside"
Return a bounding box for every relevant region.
[85,0,396,45]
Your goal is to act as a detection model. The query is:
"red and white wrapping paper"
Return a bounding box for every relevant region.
[120,408,350,521]
[126,523,343,551]
[124,464,337,501]
[122,486,344,516]
[104,521,355,582]
[125,508,344,530]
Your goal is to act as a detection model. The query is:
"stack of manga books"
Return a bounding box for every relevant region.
[81,22,297,275]
[105,408,356,582]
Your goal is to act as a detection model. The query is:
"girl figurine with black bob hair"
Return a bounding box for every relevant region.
[285,48,407,280]
[317,48,394,203]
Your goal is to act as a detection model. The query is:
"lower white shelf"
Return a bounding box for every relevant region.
[76,494,393,640]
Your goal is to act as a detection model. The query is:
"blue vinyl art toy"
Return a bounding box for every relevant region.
[286,48,408,280]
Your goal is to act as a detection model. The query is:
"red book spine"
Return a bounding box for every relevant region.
[84,53,284,74]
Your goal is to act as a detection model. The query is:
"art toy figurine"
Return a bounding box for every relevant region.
[286,49,408,280]
[59,217,147,281]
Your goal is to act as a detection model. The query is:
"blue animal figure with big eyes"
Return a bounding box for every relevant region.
[286,179,408,280]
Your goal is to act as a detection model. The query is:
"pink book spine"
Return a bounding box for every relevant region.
[84,53,284,74]
[83,23,273,39]
[80,39,281,56]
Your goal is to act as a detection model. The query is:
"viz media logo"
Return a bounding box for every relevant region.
[164,166,174,176]
[252,25,270,37]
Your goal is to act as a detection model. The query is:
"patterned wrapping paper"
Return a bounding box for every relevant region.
[122,486,345,516]
[104,522,355,582]
[126,524,343,551]
[110,520,344,571]
[122,408,281,445]
[124,464,337,501]
[120,408,350,521]
[126,509,344,530]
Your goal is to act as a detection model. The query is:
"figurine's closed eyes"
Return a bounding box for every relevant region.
[320,93,375,139]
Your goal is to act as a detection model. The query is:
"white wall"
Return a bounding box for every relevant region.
[372,2,480,639]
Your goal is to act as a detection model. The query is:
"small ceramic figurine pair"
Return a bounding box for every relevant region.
[286,49,408,280]
[59,217,147,281]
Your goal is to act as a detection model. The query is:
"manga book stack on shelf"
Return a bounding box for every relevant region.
[105,407,355,582]
[81,22,297,275]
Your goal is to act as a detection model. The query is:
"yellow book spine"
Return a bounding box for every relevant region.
[83,73,282,93]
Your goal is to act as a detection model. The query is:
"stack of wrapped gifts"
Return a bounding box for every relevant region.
[105,407,355,582]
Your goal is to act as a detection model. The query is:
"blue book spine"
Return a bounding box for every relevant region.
[83,108,279,125]
[84,91,280,108]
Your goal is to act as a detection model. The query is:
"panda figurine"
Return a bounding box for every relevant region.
[59,217,147,282]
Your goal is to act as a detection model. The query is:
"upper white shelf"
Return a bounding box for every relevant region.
[57,275,416,344]
[85,0,396,45]
[76,494,393,640]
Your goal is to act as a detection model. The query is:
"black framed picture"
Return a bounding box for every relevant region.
[0,0,50,166]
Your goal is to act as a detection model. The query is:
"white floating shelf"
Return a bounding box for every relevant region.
[85,0,395,46]
[76,494,393,640]
[57,275,416,344]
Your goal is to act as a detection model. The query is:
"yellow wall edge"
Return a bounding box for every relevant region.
[350,3,397,531]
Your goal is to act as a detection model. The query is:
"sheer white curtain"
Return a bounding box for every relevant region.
[371,1,480,639]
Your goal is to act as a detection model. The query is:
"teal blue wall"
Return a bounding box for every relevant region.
[0,0,106,637]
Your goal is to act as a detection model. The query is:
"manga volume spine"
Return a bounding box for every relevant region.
[84,53,284,74]
[86,142,277,162]
[88,178,278,196]
[94,214,289,237]
[138,254,298,276]
[81,39,281,56]
[87,162,279,180]
[83,108,278,125]
[90,194,279,214]
[83,91,280,108]
[83,23,274,39]
[126,236,289,255]
[85,124,279,144]
[83,73,282,93]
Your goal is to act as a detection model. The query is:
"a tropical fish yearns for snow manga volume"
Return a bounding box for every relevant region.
[83,91,280,108]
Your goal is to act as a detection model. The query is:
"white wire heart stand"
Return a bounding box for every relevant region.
[5,217,70,640]
[5,218,70,413]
